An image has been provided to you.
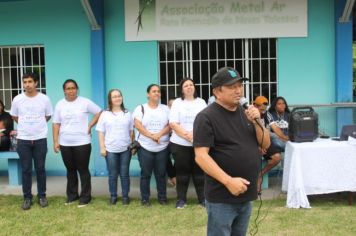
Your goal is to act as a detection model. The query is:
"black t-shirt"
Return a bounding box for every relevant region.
[193,102,261,203]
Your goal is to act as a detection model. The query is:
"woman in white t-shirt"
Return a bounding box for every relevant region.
[133,84,170,206]
[52,79,101,207]
[169,78,207,209]
[96,89,134,205]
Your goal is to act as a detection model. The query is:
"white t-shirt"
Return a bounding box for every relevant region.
[132,103,170,152]
[53,96,101,146]
[10,92,53,140]
[208,96,216,105]
[169,97,207,146]
[96,110,133,153]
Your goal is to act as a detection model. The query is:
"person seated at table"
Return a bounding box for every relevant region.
[254,96,282,193]
[266,96,291,151]
[207,95,215,105]
[0,100,13,151]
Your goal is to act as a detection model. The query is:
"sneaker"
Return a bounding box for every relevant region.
[22,199,32,210]
[64,197,79,206]
[109,197,117,205]
[64,201,74,206]
[122,197,130,205]
[141,199,151,207]
[38,197,48,208]
[78,202,89,208]
[64,199,78,206]
[176,200,186,209]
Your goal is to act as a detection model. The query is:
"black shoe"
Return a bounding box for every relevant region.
[39,197,48,208]
[158,199,168,205]
[122,197,130,205]
[22,199,32,210]
[78,201,89,208]
[64,197,79,206]
[109,197,117,205]
[141,199,151,207]
[176,199,187,209]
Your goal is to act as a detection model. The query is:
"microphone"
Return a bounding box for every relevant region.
[239,97,264,129]
[239,97,250,110]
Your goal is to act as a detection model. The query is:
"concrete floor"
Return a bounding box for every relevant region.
[0,175,285,201]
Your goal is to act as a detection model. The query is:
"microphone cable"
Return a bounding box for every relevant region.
[249,154,285,236]
[239,99,280,236]
[249,120,265,236]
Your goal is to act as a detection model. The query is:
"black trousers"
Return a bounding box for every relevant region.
[60,144,92,203]
[0,135,10,151]
[170,142,204,202]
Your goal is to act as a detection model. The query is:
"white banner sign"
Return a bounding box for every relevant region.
[125,0,307,41]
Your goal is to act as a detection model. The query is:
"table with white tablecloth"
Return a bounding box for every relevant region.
[282,138,356,208]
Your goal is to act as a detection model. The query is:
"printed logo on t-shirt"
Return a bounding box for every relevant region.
[22,106,44,125]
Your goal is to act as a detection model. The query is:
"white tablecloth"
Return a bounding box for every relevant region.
[282,138,356,208]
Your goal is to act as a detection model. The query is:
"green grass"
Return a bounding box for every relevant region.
[0,195,355,236]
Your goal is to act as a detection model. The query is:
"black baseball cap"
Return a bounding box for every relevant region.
[211,67,248,89]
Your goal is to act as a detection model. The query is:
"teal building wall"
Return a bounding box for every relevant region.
[0,0,92,174]
[105,0,158,110]
[278,0,337,135]
[0,0,158,174]
[103,0,158,175]
[0,0,351,173]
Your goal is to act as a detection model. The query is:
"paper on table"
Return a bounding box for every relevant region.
[347,136,356,145]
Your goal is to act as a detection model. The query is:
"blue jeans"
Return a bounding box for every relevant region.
[270,132,286,152]
[105,149,131,199]
[17,138,48,200]
[206,200,252,236]
[137,147,169,201]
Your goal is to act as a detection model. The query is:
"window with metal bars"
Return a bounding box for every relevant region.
[0,45,46,110]
[159,39,277,105]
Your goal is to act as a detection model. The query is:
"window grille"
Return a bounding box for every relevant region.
[0,45,46,110]
[159,39,277,105]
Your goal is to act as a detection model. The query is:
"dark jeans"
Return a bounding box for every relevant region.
[0,135,10,151]
[60,144,92,204]
[206,200,252,236]
[105,149,131,199]
[170,142,205,202]
[17,138,48,200]
[137,146,169,201]
[270,132,286,152]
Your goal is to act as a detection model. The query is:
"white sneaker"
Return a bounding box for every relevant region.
[176,200,187,209]
[77,202,89,208]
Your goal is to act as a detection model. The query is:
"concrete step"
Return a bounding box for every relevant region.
[0,176,284,201]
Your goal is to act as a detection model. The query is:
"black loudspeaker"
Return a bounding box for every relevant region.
[288,106,318,142]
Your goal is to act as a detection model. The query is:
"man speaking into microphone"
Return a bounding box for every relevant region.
[193,67,270,236]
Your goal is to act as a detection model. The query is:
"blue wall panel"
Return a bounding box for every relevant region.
[335,0,353,133]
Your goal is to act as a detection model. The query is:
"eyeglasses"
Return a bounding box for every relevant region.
[64,87,77,91]
[257,102,268,106]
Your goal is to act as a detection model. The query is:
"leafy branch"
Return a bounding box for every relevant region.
[135,0,153,35]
